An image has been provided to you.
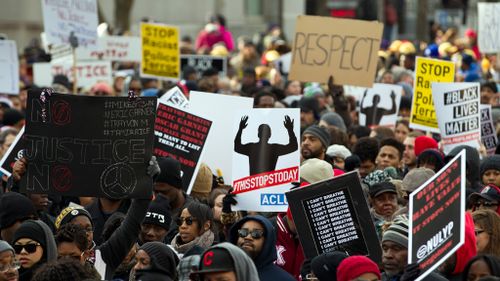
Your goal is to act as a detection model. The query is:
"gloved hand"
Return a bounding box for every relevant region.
[222,188,238,213]
[400,263,421,281]
[147,156,161,180]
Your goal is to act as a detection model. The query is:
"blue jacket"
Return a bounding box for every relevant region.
[229,215,295,281]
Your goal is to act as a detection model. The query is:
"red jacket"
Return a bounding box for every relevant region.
[275,213,305,280]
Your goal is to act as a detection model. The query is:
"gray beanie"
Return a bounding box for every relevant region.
[320,112,346,132]
[0,240,13,254]
[382,217,409,248]
[303,125,331,149]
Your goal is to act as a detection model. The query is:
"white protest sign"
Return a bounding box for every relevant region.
[480,104,498,155]
[358,83,402,128]
[478,3,500,53]
[274,52,291,74]
[432,82,481,154]
[158,86,189,109]
[189,92,254,183]
[33,61,112,89]
[231,109,300,212]
[0,40,19,95]
[77,36,141,62]
[42,0,98,48]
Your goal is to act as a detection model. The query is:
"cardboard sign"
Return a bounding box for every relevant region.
[181,55,227,77]
[77,36,141,62]
[41,0,98,48]
[358,83,402,128]
[158,87,189,109]
[408,151,466,281]
[0,40,19,95]
[410,57,456,133]
[0,127,25,177]
[20,90,156,198]
[478,3,500,53]
[289,16,383,88]
[153,101,212,193]
[141,22,180,80]
[33,61,112,89]
[231,109,300,212]
[432,82,480,154]
[285,171,382,262]
[189,92,254,184]
[480,104,498,155]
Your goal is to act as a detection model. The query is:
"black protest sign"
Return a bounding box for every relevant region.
[0,127,25,177]
[20,90,156,199]
[480,105,498,155]
[153,101,212,193]
[180,55,227,77]
[408,151,465,281]
[285,171,381,262]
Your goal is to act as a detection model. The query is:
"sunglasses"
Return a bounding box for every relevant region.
[475,229,485,236]
[237,228,264,239]
[176,217,197,226]
[475,201,499,207]
[13,243,41,254]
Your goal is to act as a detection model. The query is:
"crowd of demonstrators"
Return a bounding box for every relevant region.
[0,11,500,281]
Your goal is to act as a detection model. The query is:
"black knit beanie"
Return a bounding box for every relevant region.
[140,242,179,278]
[0,192,37,230]
[142,194,172,230]
[303,125,331,149]
[480,155,500,178]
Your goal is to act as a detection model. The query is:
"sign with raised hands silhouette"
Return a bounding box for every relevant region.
[358,83,403,128]
[231,109,300,212]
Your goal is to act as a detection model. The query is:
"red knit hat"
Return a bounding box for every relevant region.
[414,136,438,156]
[336,255,381,281]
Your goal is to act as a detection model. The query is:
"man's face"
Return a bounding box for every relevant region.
[376,145,401,170]
[402,137,416,167]
[154,182,179,203]
[140,224,168,244]
[0,222,21,245]
[481,87,497,105]
[359,160,376,178]
[0,250,18,281]
[382,240,408,277]
[237,220,265,260]
[57,242,85,264]
[482,169,500,187]
[301,133,324,160]
[300,111,315,128]
[256,96,275,108]
[371,192,398,217]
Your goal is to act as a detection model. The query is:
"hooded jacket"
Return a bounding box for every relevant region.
[229,215,295,281]
[275,213,305,280]
[206,242,259,281]
[445,146,482,191]
[13,220,57,281]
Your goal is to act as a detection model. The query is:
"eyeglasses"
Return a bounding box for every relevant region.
[0,260,20,272]
[475,201,499,208]
[237,228,264,239]
[176,217,197,226]
[475,229,486,236]
[13,243,41,254]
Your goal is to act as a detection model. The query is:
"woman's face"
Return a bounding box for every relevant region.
[178,208,202,244]
[133,249,151,271]
[467,259,491,281]
[70,216,93,248]
[285,81,301,96]
[475,223,491,254]
[395,123,409,143]
[212,195,224,222]
[14,238,43,269]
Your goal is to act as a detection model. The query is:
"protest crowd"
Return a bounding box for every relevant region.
[1,2,500,281]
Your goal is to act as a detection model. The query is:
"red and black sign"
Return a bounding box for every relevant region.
[408,151,466,280]
[19,90,157,198]
[153,102,212,192]
[285,171,381,262]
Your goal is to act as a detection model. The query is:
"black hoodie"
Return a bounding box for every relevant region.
[445,145,483,192]
[229,215,295,281]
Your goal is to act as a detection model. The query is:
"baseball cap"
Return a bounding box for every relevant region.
[469,185,500,203]
[192,248,234,275]
[369,181,397,198]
